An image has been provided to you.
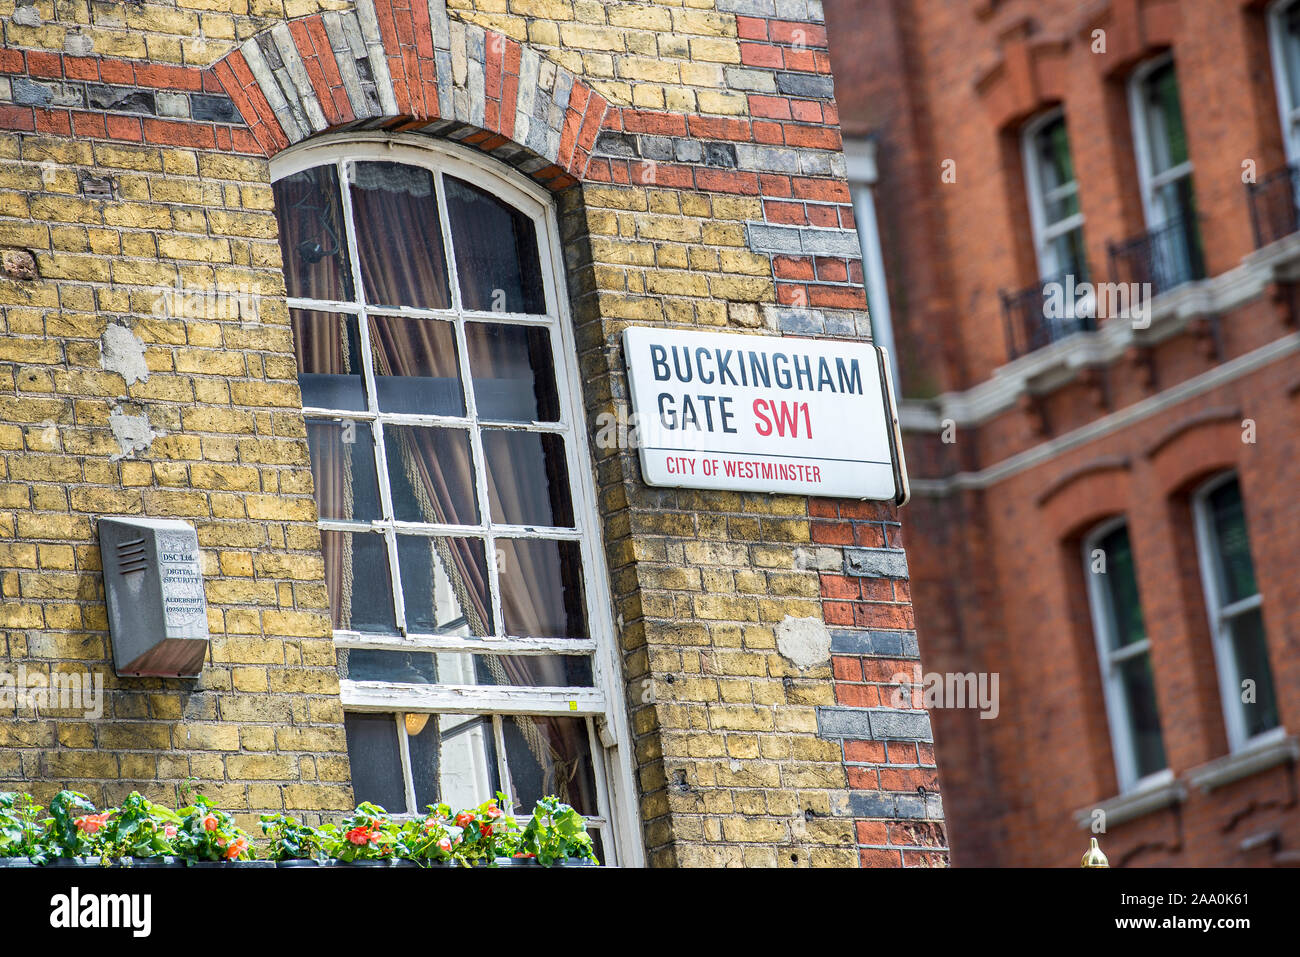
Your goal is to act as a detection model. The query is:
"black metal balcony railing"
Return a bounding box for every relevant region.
[1000,269,1097,361]
[1247,162,1300,249]
[1107,213,1205,298]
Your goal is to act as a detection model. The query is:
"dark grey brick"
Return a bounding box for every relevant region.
[845,546,910,579]
[674,139,704,163]
[800,228,861,257]
[816,706,872,739]
[829,628,917,657]
[191,94,239,124]
[867,709,932,742]
[257,33,284,70]
[818,706,932,742]
[848,791,933,820]
[594,131,638,158]
[774,308,824,334]
[925,792,945,820]
[639,135,676,162]
[829,628,874,655]
[867,630,907,656]
[88,85,156,115]
[746,222,804,254]
[704,142,737,168]
[715,0,776,13]
[12,77,52,106]
[776,71,835,99]
[824,311,858,337]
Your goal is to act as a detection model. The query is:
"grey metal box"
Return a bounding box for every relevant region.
[98,517,210,677]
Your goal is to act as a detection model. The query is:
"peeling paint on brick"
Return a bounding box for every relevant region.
[100,324,150,387]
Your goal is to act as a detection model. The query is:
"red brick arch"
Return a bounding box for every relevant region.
[1145,409,1248,498]
[209,1,608,190]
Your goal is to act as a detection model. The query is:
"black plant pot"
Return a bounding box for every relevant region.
[492,857,599,867]
[275,859,334,868]
[336,859,395,867]
[181,860,275,868]
[117,856,182,868]
[0,858,40,868]
[48,856,99,867]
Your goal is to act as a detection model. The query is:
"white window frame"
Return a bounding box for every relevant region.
[1268,0,1300,163]
[844,138,900,390]
[1191,471,1277,752]
[271,133,643,866]
[1083,517,1165,793]
[1021,108,1085,280]
[1128,53,1194,228]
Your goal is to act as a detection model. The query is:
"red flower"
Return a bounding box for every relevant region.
[225,838,248,861]
[437,837,452,854]
[163,824,178,839]
[480,823,493,837]
[346,826,371,846]
[486,806,503,819]
[455,812,474,828]
[202,815,219,832]
[74,813,110,835]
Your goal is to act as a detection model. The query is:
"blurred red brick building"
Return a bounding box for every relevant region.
[823,0,1300,866]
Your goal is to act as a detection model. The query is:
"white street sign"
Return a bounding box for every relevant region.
[621,327,908,503]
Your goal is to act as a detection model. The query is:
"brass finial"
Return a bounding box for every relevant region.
[1081,837,1109,868]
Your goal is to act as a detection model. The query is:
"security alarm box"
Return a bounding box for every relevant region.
[98,517,210,677]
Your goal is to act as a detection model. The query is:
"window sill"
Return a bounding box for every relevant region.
[1072,770,1186,830]
[1185,728,1298,794]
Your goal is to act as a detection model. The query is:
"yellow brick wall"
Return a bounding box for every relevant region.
[0,0,898,866]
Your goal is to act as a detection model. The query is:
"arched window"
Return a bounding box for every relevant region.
[1126,54,1202,289]
[1192,472,1280,750]
[1082,518,1167,792]
[1269,0,1300,162]
[1021,108,1086,284]
[271,137,639,864]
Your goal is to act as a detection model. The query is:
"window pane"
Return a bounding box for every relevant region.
[464,322,560,422]
[407,713,501,812]
[496,538,587,638]
[483,430,573,527]
[396,535,492,636]
[1098,525,1147,650]
[1229,607,1280,738]
[1286,4,1300,106]
[349,161,451,309]
[1142,61,1189,173]
[385,425,479,525]
[292,309,365,411]
[344,713,406,813]
[321,530,397,634]
[1033,116,1078,225]
[503,715,598,816]
[368,315,465,416]
[1047,226,1087,282]
[445,175,545,314]
[1208,478,1258,604]
[338,648,593,687]
[306,419,382,521]
[1118,654,1167,779]
[273,164,353,302]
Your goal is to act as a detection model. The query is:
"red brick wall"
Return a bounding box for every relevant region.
[813,499,949,868]
[825,0,1300,866]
